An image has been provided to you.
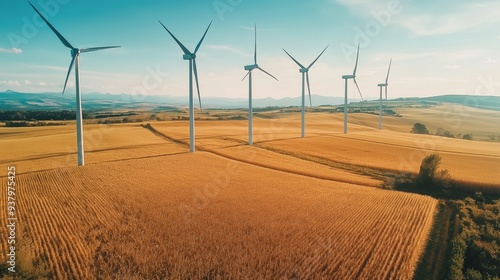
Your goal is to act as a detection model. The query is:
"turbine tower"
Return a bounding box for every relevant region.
[159,20,212,153]
[29,2,120,166]
[242,25,278,145]
[377,58,392,130]
[341,43,363,134]
[283,46,328,138]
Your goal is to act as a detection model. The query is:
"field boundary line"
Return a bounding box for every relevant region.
[204,149,380,188]
[259,134,500,159]
[141,125,380,187]
[141,123,190,148]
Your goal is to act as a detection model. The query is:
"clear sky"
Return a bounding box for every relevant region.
[0,0,499,100]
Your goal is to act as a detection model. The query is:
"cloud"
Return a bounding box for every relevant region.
[24,80,32,85]
[25,64,67,72]
[205,45,247,56]
[441,65,460,70]
[403,2,500,36]
[0,48,22,54]
[485,57,497,64]
[370,51,437,62]
[0,80,21,86]
[396,3,500,36]
[333,0,500,36]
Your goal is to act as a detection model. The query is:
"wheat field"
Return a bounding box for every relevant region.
[258,132,500,193]
[0,123,188,174]
[0,152,437,279]
[1,105,498,278]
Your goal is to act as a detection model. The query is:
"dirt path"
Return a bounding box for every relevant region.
[414,201,456,280]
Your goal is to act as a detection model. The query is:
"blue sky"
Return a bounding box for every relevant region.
[0,0,499,100]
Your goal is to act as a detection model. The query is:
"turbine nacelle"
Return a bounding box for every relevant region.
[342,75,355,79]
[378,83,388,87]
[244,64,258,71]
[283,45,328,113]
[183,53,196,60]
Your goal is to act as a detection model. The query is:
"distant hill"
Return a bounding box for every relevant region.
[394,95,500,111]
[0,90,348,110]
[1,91,498,111]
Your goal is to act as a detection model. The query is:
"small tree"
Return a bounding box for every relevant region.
[411,123,429,134]
[416,154,451,189]
[442,130,455,138]
[463,134,473,140]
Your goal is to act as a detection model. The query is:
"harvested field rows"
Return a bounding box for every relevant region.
[149,123,382,187]
[1,152,437,279]
[258,133,500,194]
[0,124,188,175]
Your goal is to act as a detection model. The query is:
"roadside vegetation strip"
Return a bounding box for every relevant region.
[413,202,456,280]
[257,137,500,194]
[255,143,403,181]
[206,147,381,187]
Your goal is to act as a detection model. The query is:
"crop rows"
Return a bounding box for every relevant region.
[1,152,437,279]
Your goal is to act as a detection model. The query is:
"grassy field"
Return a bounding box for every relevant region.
[0,102,498,278]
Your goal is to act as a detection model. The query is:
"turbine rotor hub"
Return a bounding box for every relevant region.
[299,68,308,73]
[71,48,79,56]
[183,53,195,60]
[244,64,257,71]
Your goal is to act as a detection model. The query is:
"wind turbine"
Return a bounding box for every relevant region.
[377,58,392,130]
[29,2,120,166]
[159,20,212,153]
[341,43,363,134]
[242,25,278,145]
[283,46,328,138]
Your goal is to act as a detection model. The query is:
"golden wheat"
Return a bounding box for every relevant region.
[0,152,437,279]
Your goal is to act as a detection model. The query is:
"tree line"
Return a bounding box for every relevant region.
[0,110,89,121]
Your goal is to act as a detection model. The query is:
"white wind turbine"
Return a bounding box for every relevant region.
[242,25,278,145]
[378,58,392,130]
[30,2,120,166]
[341,43,363,134]
[159,20,212,153]
[283,46,328,138]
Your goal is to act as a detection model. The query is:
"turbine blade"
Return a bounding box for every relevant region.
[257,67,279,81]
[193,59,202,111]
[307,45,329,69]
[283,49,306,69]
[194,21,213,54]
[306,72,312,107]
[62,54,77,94]
[353,78,363,100]
[80,46,121,53]
[29,1,74,49]
[385,86,388,101]
[158,20,191,55]
[353,43,360,76]
[385,58,392,84]
[254,24,257,65]
[241,70,251,81]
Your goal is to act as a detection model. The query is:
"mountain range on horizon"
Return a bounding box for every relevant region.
[0,90,499,111]
[0,90,356,110]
